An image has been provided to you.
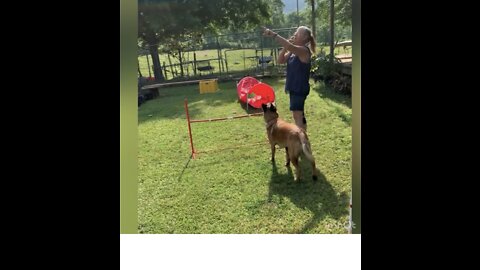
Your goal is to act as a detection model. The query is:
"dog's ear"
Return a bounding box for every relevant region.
[261,103,268,112]
[269,103,277,112]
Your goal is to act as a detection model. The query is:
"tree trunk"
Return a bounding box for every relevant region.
[137,58,143,77]
[163,61,168,79]
[296,0,300,26]
[216,37,223,75]
[178,49,184,77]
[330,0,335,63]
[311,0,316,40]
[193,53,197,76]
[149,44,165,82]
[146,54,152,77]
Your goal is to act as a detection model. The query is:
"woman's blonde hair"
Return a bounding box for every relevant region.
[299,26,316,54]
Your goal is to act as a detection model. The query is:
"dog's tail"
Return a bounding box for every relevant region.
[300,132,314,162]
[300,132,319,180]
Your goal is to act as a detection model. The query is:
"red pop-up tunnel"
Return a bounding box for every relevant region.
[236,76,275,108]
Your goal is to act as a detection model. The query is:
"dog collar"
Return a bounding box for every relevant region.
[266,119,277,130]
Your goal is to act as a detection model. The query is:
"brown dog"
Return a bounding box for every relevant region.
[262,103,318,181]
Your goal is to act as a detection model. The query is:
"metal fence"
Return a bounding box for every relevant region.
[138,28,298,81]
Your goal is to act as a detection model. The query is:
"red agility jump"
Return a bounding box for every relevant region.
[236,76,275,108]
[184,77,275,158]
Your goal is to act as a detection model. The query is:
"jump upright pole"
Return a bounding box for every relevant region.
[184,98,196,158]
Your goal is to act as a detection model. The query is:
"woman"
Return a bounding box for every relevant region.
[262,26,316,131]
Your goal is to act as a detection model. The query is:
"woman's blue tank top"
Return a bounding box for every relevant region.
[285,47,311,96]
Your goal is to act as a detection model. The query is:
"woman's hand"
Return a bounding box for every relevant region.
[261,26,276,38]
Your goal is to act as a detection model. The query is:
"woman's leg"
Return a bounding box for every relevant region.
[292,111,306,131]
[289,94,307,131]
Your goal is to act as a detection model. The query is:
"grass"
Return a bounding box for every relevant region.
[138,77,352,233]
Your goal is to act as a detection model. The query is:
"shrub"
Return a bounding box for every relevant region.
[311,52,351,96]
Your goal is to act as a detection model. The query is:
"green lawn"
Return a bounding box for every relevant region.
[138,77,352,233]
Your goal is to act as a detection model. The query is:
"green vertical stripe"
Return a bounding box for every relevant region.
[352,0,361,234]
[120,0,138,234]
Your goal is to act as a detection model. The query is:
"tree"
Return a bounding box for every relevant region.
[285,9,308,28]
[138,0,271,82]
[335,0,352,27]
[267,0,285,28]
[312,0,351,27]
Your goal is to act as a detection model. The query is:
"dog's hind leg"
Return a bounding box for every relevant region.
[303,148,318,181]
[290,154,301,181]
[300,134,318,181]
[270,144,276,162]
[285,147,290,166]
[309,158,319,181]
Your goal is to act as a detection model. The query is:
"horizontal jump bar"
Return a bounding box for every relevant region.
[190,112,263,123]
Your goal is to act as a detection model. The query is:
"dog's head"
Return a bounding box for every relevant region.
[262,103,279,123]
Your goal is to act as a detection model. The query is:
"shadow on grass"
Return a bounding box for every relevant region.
[309,81,352,126]
[268,158,349,233]
[176,154,193,182]
[238,100,264,114]
[180,142,269,171]
[311,81,352,109]
[196,140,267,155]
[138,82,241,124]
